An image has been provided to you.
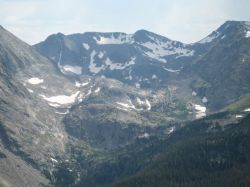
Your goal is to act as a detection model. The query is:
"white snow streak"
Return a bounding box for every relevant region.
[199,31,220,43]
[244,108,250,112]
[145,99,151,111]
[236,115,243,118]
[136,97,151,111]
[95,34,134,45]
[89,50,105,74]
[105,57,136,70]
[82,43,90,50]
[75,81,89,88]
[94,87,101,93]
[194,104,206,119]
[63,65,82,75]
[27,77,44,85]
[163,68,180,73]
[140,35,193,62]
[246,31,250,38]
[40,91,80,105]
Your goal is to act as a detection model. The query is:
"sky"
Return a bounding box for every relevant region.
[0,0,250,45]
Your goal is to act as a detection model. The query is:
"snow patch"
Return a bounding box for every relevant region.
[136,97,144,105]
[244,108,250,112]
[40,91,80,105]
[94,87,101,93]
[89,50,105,74]
[136,97,151,111]
[199,31,220,43]
[48,103,62,108]
[166,126,175,135]
[116,98,141,111]
[63,65,82,75]
[77,93,84,102]
[116,101,135,109]
[51,158,58,163]
[202,97,208,103]
[95,33,134,45]
[27,77,44,85]
[221,35,226,39]
[55,110,69,115]
[85,89,92,96]
[192,91,197,96]
[75,81,89,88]
[194,104,206,119]
[98,51,104,59]
[116,107,129,112]
[82,43,90,50]
[145,99,151,111]
[152,74,157,79]
[135,83,140,89]
[138,133,150,139]
[163,68,180,73]
[246,31,250,38]
[236,114,243,118]
[105,57,136,70]
[27,88,34,93]
[140,37,194,62]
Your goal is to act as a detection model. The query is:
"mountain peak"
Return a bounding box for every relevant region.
[134,29,151,34]
[133,29,172,44]
[197,20,249,44]
[219,20,245,30]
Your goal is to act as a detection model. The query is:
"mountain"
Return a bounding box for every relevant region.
[33,29,196,88]
[0,20,250,187]
[186,21,250,110]
[0,25,59,186]
[33,21,250,113]
[0,25,193,186]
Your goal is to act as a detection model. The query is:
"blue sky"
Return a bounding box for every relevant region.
[1,0,250,44]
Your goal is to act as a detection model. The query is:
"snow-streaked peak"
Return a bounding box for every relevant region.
[136,31,194,62]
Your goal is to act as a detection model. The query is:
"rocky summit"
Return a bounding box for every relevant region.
[0,21,250,187]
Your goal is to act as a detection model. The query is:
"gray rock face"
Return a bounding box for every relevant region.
[0,26,73,186]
